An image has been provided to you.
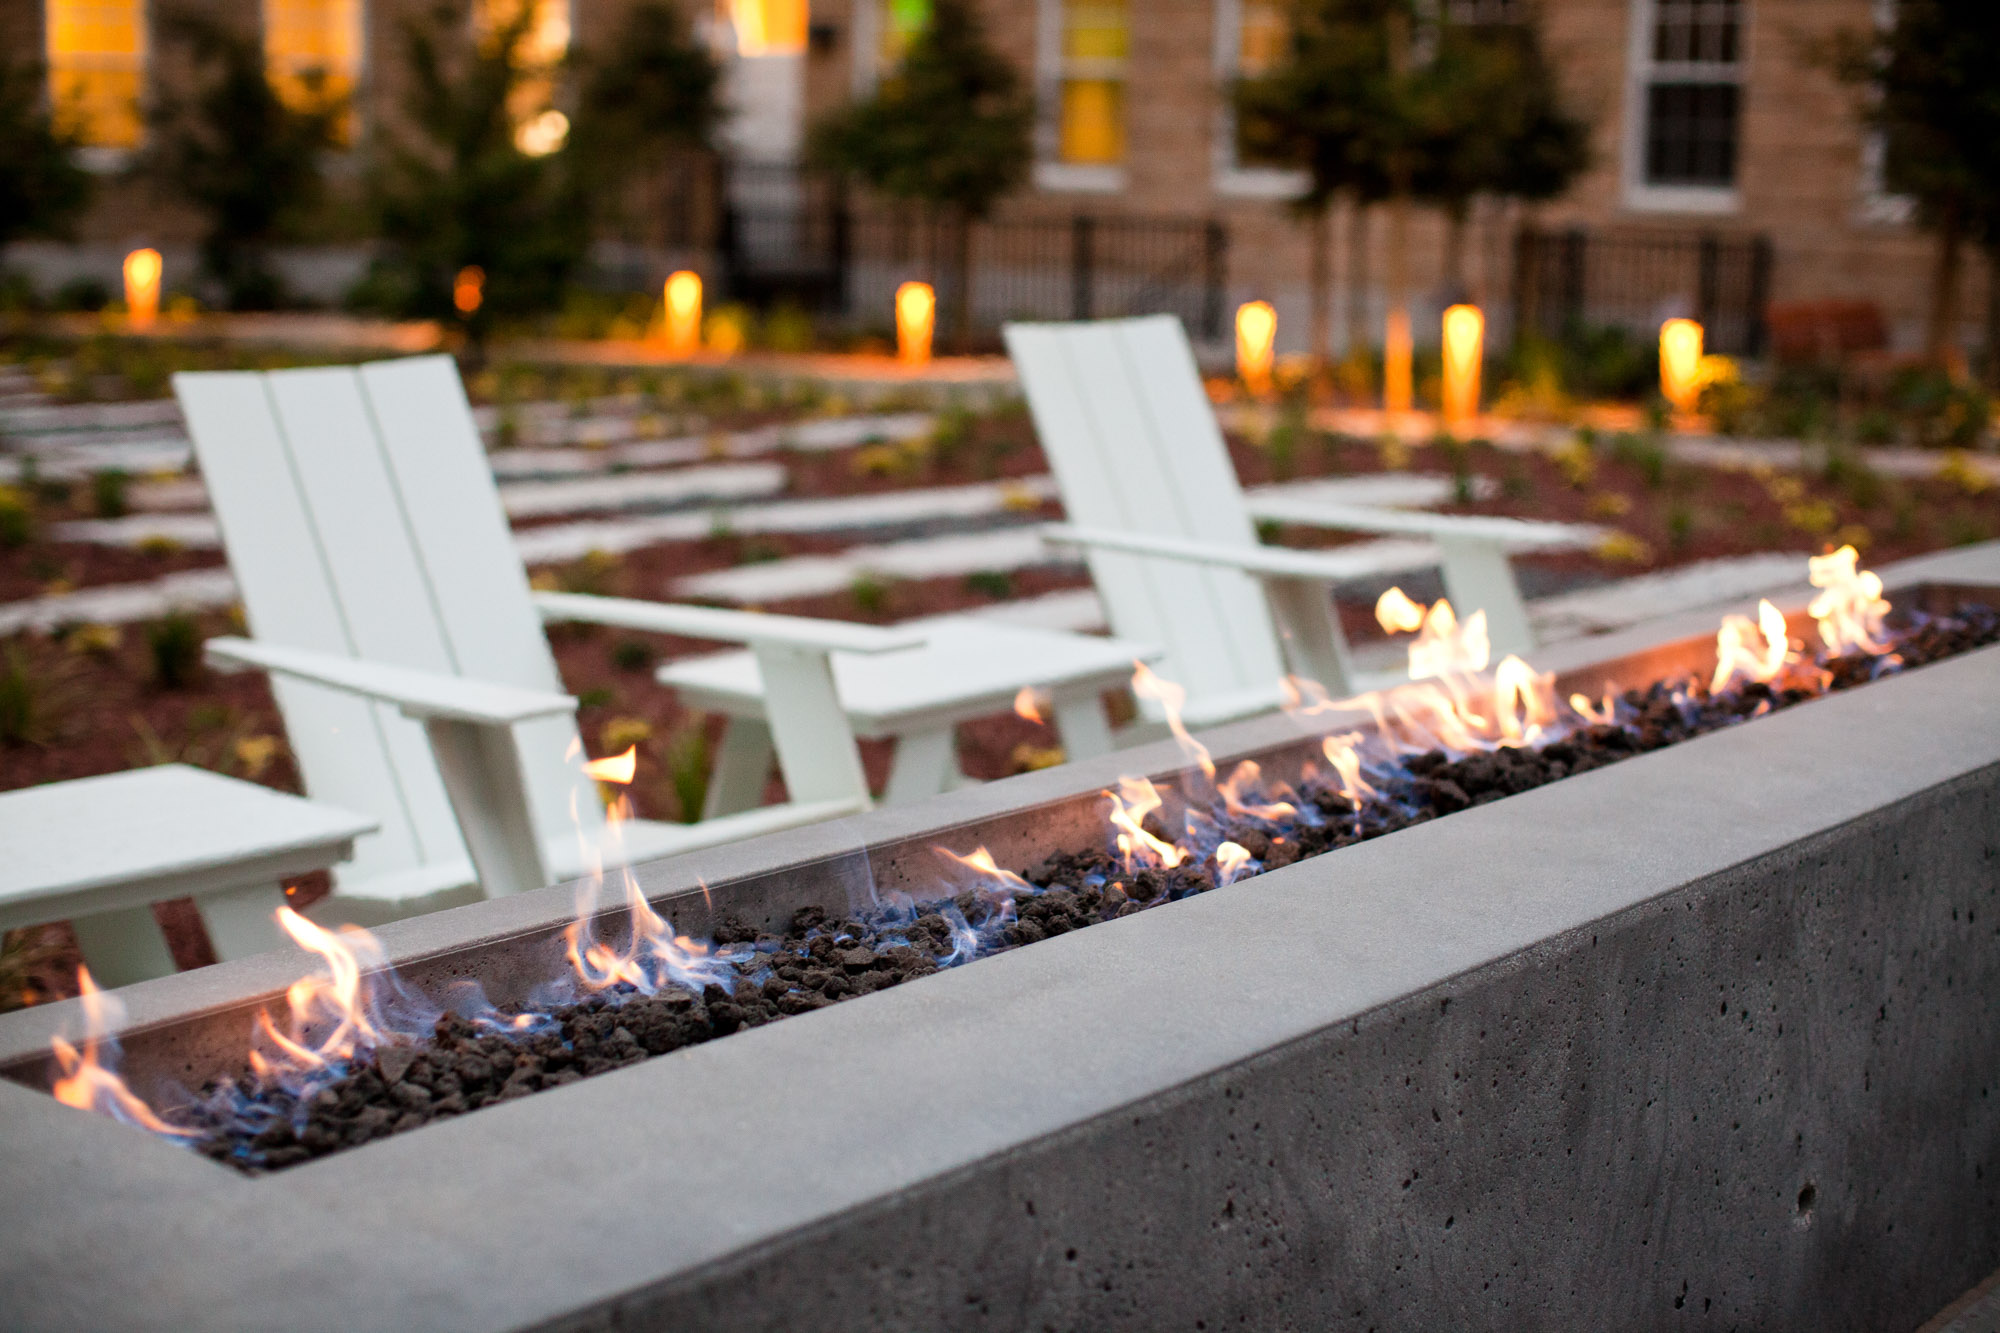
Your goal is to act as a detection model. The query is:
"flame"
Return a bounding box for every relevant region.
[244,908,403,1082]
[584,745,638,785]
[1808,545,1892,657]
[896,281,935,367]
[1375,586,1426,635]
[935,845,1035,895]
[1217,760,1297,824]
[1236,300,1277,395]
[1711,598,1792,693]
[1213,841,1254,886]
[50,969,197,1137]
[1493,654,1557,746]
[1131,661,1214,780]
[1660,318,1704,416]
[1013,686,1045,726]
[1441,303,1484,432]
[1106,775,1187,873]
[123,248,162,329]
[1569,691,1617,727]
[454,265,485,316]
[1320,732,1375,806]
[664,270,703,354]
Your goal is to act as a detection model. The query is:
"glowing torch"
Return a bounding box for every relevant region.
[1236,300,1277,396]
[896,281,935,367]
[1440,303,1484,434]
[454,266,486,318]
[123,249,162,330]
[664,270,702,356]
[1660,317,1704,418]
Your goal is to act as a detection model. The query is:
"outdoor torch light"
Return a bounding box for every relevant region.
[1441,303,1484,434]
[454,266,485,317]
[665,271,703,356]
[1236,300,1276,396]
[897,281,935,367]
[1660,317,1704,418]
[123,248,161,330]
[1384,309,1414,417]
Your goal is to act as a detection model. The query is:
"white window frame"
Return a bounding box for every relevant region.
[1620,0,1747,216]
[1854,0,1913,226]
[1210,0,1307,200]
[1032,0,1125,194]
[849,0,883,96]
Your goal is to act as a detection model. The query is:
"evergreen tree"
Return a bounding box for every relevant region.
[1829,0,2000,376]
[358,0,588,340]
[809,0,1032,346]
[142,10,341,309]
[0,56,92,252]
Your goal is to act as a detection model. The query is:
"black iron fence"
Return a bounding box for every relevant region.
[717,171,1230,343]
[1512,226,1775,356]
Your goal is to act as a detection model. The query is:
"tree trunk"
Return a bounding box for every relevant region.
[1986,246,2000,393]
[1927,200,1965,374]
[1345,197,1371,359]
[1309,203,1332,368]
[1384,189,1414,416]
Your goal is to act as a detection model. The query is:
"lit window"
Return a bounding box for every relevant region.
[880,0,929,65]
[1238,0,1284,75]
[45,0,145,149]
[1632,0,1745,191]
[724,0,807,56]
[1057,0,1126,166]
[481,0,569,148]
[480,0,570,69]
[263,0,360,135]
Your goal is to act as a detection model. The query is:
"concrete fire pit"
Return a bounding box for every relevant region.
[4,544,1999,1332]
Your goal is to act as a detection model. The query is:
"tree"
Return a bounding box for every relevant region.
[569,1,721,250]
[1828,0,2000,379]
[809,0,1032,347]
[357,0,589,341]
[0,55,91,251]
[1236,0,1586,398]
[141,10,341,309]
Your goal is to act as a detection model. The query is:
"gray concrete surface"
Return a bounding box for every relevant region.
[0,546,1996,1331]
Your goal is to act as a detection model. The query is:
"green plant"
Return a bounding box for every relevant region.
[964,569,1013,599]
[0,644,42,744]
[147,611,205,689]
[560,549,622,596]
[90,467,130,518]
[762,302,816,354]
[576,686,615,710]
[0,53,92,250]
[1823,444,1883,510]
[0,484,33,548]
[664,715,712,824]
[610,639,655,672]
[929,406,976,468]
[1666,501,1696,552]
[850,571,892,615]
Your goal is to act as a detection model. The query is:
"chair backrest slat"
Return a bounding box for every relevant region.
[1004,317,1288,707]
[174,372,456,882]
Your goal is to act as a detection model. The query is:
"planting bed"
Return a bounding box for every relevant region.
[76,569,1999,1173]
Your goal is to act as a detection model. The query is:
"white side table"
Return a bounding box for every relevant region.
[0,765,378,988]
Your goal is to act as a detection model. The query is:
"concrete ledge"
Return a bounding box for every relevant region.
[2,550,1998,1330]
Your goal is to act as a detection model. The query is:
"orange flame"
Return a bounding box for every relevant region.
[584,745,638,785]
[1320,732,1375,806]
[664,270,702,355]
[1808,545,1892,657]
[123,248,162,330]
[1569,692,1617,727]
[50,969,197,1137]
[935,845,1035,894]
[1131,661,1214,780]
[896,281,935,366]
[1106,775,1187,874]
[1493,654,1558,746]
[1213,841,1253,886]
[1375,586,1426,635]
[1711,598,1792,693]
[1217,759,1297,823]
[245,908,397,1081]
[454,265,485,316]
[1013,686,1045,726]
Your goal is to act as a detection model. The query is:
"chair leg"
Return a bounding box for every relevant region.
[423,717,553,900]
[1260,574,1357,697]
[1437,536,1536,660]
[751,642,872,808]
[883,725,958,805]
[704,716,776,818]
[194,883,290,961]
[1051,689,1115,761]
[70,905,178,987]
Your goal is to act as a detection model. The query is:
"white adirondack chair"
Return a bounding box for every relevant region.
[174,356,916,927]
[1004,315,1599,723]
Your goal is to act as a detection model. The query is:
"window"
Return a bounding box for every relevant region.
[481,0,568,151]
[1625,0,1746,210]
[723,0,807,57]
[46,0,146,150]
[1057,0,1126,166]
[1238,0,1284,75]
[880,0,929,65]
[263,0,360,135]
[1211,0,1304,198]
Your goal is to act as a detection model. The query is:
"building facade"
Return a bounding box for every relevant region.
[0,0,1976,355]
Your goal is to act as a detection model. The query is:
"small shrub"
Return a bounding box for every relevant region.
[929,406,976,468]
[560,549,622,596]
[610,639,655,672]
[762,302,815,354]
[0,646,43,745]
[600,715,654,753]
[664,715,712,824]
[147,611,205,689]
[964,569,1013,599]
[1596,531,1653,565]
[850,571,891,615]
[735,537,784,565]
[1666,501,1696,552]
[0,485,33,548]
[89,468,131,519]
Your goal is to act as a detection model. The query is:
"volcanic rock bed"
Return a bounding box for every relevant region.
[182,603,1999,1173]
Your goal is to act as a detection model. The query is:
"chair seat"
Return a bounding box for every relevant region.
[657,618,1157,738]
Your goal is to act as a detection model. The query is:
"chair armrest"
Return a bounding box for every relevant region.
[1042,524,1438,582]
[205,638,576,726]
[1241,496,1600,550]
[532,591,926,656]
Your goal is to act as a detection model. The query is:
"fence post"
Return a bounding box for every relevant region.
[1201,219,1228,339]
[1696,232,1721,336]
[1071,215,1096,321]
[1560,228,1587,333]
[1746,234,1775,358]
